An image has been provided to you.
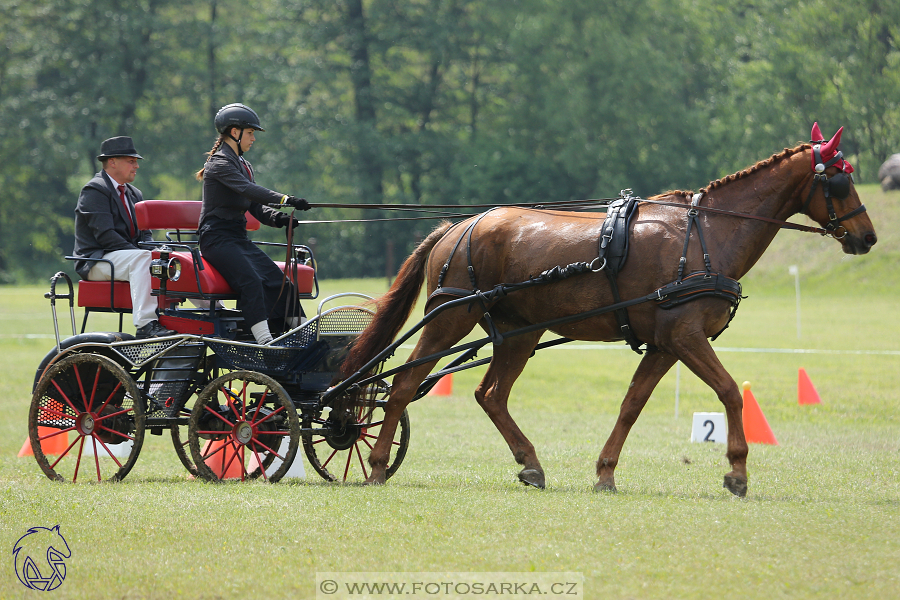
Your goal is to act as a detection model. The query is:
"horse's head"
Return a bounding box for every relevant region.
[801,123,877,255]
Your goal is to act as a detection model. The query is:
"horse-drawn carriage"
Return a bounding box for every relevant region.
[28,199,409,483]
[26,123,877,497]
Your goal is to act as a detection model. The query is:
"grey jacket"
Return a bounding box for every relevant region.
[72,171,152,278]
[199,143,288,230]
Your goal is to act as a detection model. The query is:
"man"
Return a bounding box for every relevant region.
[73,136,175,338]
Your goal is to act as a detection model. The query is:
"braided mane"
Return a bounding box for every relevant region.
[652,143,811,201]
[701,144,811,194]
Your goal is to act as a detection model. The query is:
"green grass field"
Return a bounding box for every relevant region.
[0,185,898,599]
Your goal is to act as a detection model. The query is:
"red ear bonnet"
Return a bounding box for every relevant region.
[810,122,853,173]
[811,122,824,142]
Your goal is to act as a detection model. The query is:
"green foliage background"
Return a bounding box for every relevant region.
[1,0,898,281]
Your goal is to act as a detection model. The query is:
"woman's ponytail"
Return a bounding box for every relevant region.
[195,134,227,180]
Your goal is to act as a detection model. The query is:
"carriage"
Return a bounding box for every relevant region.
[28,199,409,483]
[26,124,878,497]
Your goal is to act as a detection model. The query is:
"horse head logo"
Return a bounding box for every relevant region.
[12,525,71,591]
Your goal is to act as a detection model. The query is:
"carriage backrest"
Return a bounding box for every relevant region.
[134,200,261,232]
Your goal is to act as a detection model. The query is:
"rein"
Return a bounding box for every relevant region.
[298,196,843,238]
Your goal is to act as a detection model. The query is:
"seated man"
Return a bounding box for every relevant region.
[72,136,175,338]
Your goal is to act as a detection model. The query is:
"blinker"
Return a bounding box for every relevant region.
[828,172,851,199]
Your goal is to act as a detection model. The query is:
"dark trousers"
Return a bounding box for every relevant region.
[199,218,302,329]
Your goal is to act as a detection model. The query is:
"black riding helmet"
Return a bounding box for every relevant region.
[215,103,264,155]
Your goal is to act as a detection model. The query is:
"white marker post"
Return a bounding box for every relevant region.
[789,264,801,339]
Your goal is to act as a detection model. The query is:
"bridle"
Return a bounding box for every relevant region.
[800,141,867,239]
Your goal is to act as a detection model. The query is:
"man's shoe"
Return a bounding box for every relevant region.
[136,320,176,339]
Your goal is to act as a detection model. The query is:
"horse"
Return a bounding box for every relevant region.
[340,123,877,497]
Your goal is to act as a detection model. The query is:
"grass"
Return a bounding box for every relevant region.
[0,185,898,599]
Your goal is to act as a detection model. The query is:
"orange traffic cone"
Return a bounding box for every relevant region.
[427,374,453,396]
[798,368,821,405]
[202,439,244,479]
[741,381,778,445]
[18,428,70,457]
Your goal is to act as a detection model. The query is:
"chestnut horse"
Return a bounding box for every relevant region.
[341,124,877,496]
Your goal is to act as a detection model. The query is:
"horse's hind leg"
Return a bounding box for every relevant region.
[595,348,677,492]
[473,330,545,488]
[365,309,482,485]
[673,338,749,497]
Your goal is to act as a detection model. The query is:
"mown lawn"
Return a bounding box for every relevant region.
[0,185,897,599]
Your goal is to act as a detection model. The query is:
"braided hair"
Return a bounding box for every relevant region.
[195,133,228,180]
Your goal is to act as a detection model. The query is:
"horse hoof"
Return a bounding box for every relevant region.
[518,469,545,489]
[594,481,617,493]
[723,474,748,497]
[364,474,386,486]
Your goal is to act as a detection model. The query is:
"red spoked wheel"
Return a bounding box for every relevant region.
[187,371,299,483]
[302,382,410,483]
[28,353,145,483]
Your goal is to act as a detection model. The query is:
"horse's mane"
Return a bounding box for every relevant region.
[651,143,811,200]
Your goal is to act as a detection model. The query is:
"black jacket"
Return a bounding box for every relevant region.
[199,143,288,230]
[72,171,153,278]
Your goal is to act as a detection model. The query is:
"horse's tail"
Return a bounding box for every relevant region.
[341,220,455,379]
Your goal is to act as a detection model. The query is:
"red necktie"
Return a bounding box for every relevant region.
[241,159,252,179]
[118,184,136,237]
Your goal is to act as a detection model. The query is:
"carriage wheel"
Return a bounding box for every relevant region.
[28,353,145,483]
[302,383,410,482]
[171,359,228,477]
[188,371,299,483]
[169,402,198,478]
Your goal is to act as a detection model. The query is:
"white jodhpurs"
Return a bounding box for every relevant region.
[87,249,158,328]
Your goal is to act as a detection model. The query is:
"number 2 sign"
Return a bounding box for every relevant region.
[690,412,727,443]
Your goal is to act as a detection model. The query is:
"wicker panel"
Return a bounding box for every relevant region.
[318,307,373,336]
[277,321,318,348]
[147,344,205,416]
[207,340,304,373]
[111,338,184,366]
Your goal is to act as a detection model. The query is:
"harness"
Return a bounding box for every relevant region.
[597,191,643,351]
[429,190,745,354]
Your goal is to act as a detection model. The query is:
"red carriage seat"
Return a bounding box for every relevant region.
[70,200,314,332]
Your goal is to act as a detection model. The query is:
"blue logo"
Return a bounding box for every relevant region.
[12,525,71,592]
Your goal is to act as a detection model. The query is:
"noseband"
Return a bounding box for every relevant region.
[801,142,867,238]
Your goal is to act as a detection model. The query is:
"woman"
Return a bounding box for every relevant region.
[195,103,310,344]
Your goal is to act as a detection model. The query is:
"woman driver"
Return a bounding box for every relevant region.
[195,103,310,345]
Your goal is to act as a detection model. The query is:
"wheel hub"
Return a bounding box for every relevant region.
[77,413,96,436]
[324,420,362,451]
[233,421,255,446]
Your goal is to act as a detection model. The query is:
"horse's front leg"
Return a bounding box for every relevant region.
[366,311,482,484]
[595,348,677,492]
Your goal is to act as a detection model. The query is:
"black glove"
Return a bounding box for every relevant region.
[284,196,311,211]
[276,213,300,229]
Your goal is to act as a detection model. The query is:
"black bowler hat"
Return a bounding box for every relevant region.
[97,136,143,161]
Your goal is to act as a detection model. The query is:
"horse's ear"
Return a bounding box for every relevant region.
[811,122,824,142]
[821,126,843,157]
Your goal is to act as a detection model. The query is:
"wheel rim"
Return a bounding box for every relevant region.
[170,360,226,478]
[188,371,299,483]
[28,353,144,483]
[170,405,198,478]
[302,390,410,483]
